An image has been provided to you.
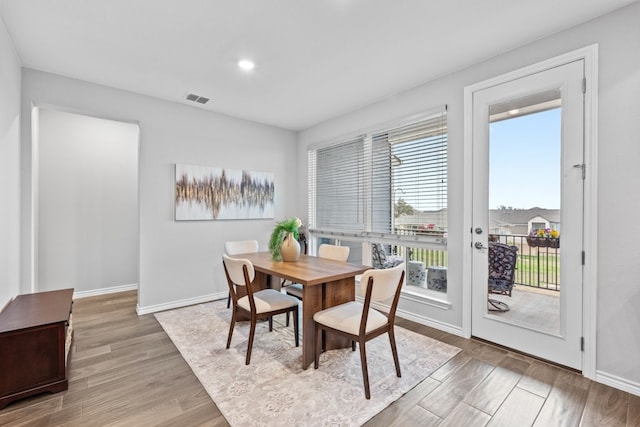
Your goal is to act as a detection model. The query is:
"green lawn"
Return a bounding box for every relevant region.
[516,254,560,290]
[392,246,559,290]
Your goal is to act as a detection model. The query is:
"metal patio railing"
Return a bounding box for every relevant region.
[387,232,560,291]
[489,233,560,291]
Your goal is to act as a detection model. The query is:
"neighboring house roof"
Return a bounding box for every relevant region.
[489,208,560,227]
[395,209,448,228]
[394,207,560,233]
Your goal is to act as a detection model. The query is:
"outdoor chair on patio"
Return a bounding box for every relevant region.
[371,243,404,269]
[488,242,518,312]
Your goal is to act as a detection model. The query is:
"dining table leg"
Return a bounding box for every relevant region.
[323,277,356,351]
[301,284,322,369]
[299,277,357,369]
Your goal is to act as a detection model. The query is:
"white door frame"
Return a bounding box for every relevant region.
[462,44,598,379]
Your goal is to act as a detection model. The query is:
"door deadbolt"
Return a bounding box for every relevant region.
[475,227,483,234]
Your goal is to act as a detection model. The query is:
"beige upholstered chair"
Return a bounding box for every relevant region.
[313,262,405,399]
[224,240,259,308]
[222,254,299,365]
[285,243,350,300]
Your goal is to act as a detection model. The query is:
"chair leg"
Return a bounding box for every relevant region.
[246,319,257,365]
[226,292,231,309]
[488,298,510,312]
[226,311,236,349]
[293,307,299,347]
[314,323,323,369]
[286,311,290,327]
[268,316,273,331]
[388,328,402,378]
[358,339,371,399]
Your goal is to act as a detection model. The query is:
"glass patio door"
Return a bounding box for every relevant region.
[470,60,584,370]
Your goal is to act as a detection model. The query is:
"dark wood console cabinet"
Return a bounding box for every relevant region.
[0,288,74,409]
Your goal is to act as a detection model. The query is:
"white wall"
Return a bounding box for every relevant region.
[0,16,21,308]
[298,4,640,391]
[37,108,139,294]
[20,70,298,312]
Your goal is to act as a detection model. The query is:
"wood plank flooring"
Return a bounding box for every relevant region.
[1,291,638,426]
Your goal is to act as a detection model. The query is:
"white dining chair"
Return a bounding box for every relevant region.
[222,254,299,365]
[224,240,259,308]
[313,262,405,399]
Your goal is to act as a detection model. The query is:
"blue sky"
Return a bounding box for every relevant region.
[489,108,561,209]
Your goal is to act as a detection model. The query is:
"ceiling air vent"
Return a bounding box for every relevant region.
[185,93,210,104]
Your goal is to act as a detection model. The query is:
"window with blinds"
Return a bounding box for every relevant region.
[371,110,448,240]
[309,136,365,232]
[309,107,447,246]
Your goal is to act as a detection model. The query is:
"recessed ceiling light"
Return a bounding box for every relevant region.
[238,59,255,71]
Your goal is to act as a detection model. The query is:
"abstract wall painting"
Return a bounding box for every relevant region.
[175,164,274,220]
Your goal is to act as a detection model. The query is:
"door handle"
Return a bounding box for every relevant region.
[474,242,485,249]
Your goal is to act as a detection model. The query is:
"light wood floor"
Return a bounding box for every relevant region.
[1,291,638,426]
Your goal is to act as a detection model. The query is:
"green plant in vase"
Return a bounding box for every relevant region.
[269,217,302,261]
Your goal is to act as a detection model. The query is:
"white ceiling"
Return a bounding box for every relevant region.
[0,0,637,131]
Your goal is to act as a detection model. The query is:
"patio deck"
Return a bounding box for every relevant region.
[488,285,560,335]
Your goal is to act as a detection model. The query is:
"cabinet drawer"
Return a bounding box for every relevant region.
[0,288,73,409]
[0,324,66,395]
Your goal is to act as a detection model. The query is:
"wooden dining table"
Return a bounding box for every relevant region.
[234,251,370,369]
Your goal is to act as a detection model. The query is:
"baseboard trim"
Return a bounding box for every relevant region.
[347,296,463,338]
[136,292,225,315]
[73,283,138,299]
[396,306,463,337]
[595,370,640,397]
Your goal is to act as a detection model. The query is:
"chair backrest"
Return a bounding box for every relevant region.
[488,243,518,285]
[224,239,259,256]
[371,243,387,268]
[222,254,255,287]
[359,262,405,302]
[318,244,350,262]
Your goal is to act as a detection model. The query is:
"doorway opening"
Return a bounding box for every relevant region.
[33,107,139,297]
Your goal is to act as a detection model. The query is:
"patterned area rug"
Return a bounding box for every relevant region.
[155,301,460,426]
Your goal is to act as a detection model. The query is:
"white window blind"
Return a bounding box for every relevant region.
[308,107,447,247]
[310,136,365,232]
[370,110,448,239]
